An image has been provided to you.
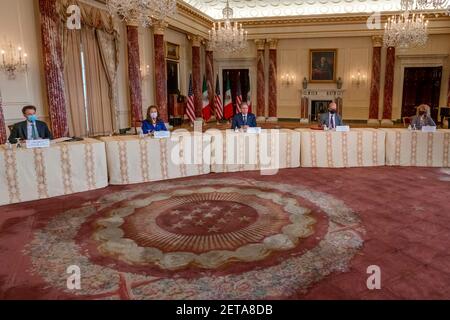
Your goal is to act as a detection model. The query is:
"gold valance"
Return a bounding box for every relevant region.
[57,0,118,36]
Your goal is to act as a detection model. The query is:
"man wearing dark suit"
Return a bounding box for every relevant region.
[319,102,344,129]
[231,103,257,130]
[8,105,53,143]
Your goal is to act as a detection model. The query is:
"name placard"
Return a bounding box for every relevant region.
[336,126,350,132]
[26,139,51,149]
[246,127,262,134]
[421,126,436,133]
[154,131,171,139]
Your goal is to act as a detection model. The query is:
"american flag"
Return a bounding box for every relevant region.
[236,73,242,114]
[214,74,223,120]
[186,74,196,123]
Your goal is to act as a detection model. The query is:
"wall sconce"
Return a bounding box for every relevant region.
[281,73,295,86]
[336,77,343,89]
[140,64,150,80]
[0,42,28,80]
[351,70,366,88]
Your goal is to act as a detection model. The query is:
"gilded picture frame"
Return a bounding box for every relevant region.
[166,42,180,61]
[309,49,337,83]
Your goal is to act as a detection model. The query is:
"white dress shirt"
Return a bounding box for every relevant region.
[328,113,336,129]
[27,122,40,140]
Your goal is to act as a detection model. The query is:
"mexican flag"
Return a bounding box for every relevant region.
[202,76,212,121]
[223,73,233,120]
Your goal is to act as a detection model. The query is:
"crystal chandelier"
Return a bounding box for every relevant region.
[208,1,248,53]
[0,42,27,80]
[383,12,429,48]
[106,0,177,28]
[384,0,430,49]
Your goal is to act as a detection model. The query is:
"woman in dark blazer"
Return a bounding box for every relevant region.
[141,106,167,134]
[410,104,436,129]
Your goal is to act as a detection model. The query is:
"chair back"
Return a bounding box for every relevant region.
[402,117,412,127]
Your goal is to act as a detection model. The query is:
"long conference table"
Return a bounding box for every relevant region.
[297,128,386,168]
[0,138,108,206]
[382,128,450,167]
[1,128,449,205]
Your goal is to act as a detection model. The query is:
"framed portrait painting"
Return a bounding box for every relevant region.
[166,42,180,60]
[309,49,337,83]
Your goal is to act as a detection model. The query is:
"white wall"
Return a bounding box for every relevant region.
[277,37,372,120]
[0,0,47,132]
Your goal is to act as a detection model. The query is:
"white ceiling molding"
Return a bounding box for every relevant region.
[182,0,405,19]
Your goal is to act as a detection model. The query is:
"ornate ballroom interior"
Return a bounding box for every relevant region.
[0,0,449,301]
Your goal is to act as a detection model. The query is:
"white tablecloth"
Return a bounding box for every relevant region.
[297,128,386,168]
[100,132,211,185]
[208,129,301,173]
[382,129,450,167]
[0,138,108,206]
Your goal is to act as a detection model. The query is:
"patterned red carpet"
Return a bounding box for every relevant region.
[0,167,449,300]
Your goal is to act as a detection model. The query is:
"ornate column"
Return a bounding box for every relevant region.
[126,25,143,126]
[190,35,203,119]
[267,39,278,122]
[153,21,168,123]
[205,42,214,117]
[382,46,395,125]
[447,74,450,106]
[368,36,383,125]
[0,96,6,144]
[255,39,266,122]
[38,0,68,138]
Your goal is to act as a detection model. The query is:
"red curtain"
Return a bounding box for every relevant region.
[39,0,69,138]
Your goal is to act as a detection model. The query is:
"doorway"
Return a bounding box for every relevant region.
[222,69,250,113]
[401,66,442,121]
[311,100,332,122]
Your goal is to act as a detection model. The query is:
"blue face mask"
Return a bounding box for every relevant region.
[27,114,37,122]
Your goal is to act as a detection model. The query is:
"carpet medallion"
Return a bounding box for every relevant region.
[23,178,364,299]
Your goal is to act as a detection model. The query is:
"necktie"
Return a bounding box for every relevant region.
[330,114,335,129]
[243,115,247,125]
[31,123,37,140]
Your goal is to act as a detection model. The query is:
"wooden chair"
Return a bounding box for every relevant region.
[402,116,412,127]
[133,120,142,135]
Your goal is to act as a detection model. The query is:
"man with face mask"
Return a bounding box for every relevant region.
[8,105,53,143]
[319,102,344,129]
[410,104,436,129]
[231,102,257,130]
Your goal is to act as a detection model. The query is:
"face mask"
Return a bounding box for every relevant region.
[418,111,426,116]
[27,115,37,122]
[150,112,158,119]
[329,109,336,114]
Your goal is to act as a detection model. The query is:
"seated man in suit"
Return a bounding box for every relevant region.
[8,105,53,143]
[231,103,257,130]
[319,102,344,129]
[411,104,436,129]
